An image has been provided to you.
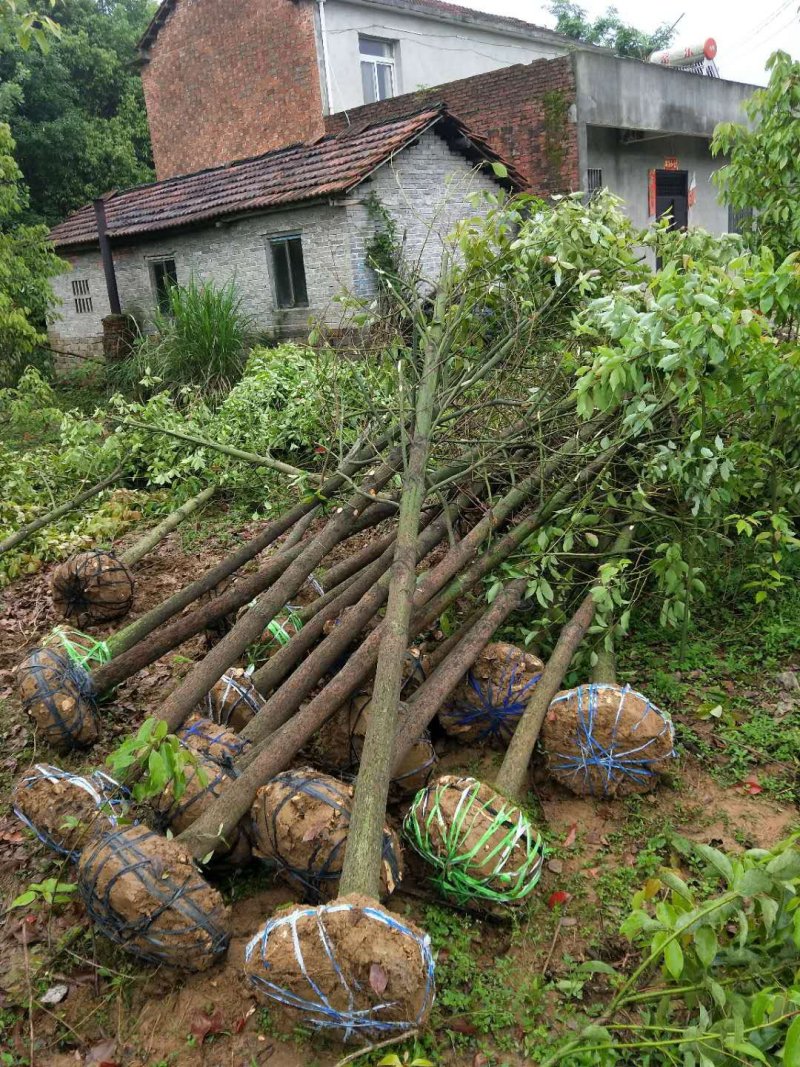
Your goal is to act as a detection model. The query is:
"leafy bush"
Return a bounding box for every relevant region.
[216,342,393,459]
[110,277,252,398]
[550,834,800,1066]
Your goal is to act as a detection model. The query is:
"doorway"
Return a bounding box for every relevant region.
[655,169,688,231]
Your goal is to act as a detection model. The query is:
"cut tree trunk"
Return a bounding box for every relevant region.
[0,466,123,557]
[119,484,217,567]
[154,448,405,733]
[493,522,636,802]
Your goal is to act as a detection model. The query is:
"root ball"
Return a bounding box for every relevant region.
[200,669,265,732]
[18,647,99,752]
[51,550,134,625]
[243,894,434,1041]
[12,764,129,859]
[404,775,544,907]
[178,714,251,769]
[250,769,402,901]
[541,683,676,797]
[438,642,543,746]
[77,825,230,970]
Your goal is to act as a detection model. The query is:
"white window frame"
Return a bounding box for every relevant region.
[359,35,396,103]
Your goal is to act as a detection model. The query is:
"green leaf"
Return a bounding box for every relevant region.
[784,1015,800,1065]
[491,161,508,179]
[9,890,37,909]
[693,843,735,884]
[663,938,684,980]
[694,926,718,968]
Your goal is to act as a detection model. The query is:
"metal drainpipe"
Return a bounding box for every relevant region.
[317,0,335,114]
[93,197,121,316]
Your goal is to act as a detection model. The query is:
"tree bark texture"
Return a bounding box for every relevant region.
[119,484,217,567]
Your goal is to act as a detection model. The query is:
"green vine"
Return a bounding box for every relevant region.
[542,89,569,186]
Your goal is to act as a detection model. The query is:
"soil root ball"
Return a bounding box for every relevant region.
[178,714,251,769]
[150,747,251,865]
[317,692,437,799]
[17,647,99,752]
[77,824,231,970]
[250,769,402,901]
[438,642,544,746]
[243,893,435,1042]
[404,775,544,907]
[51,550,134,625]
[200,669,265,732]
[541,682,676,798]
[13,764,130,860]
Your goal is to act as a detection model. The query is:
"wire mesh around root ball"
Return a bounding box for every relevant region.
[77,824,230,971]
[200,669,265,732]
[178,714,251,770]
[250,768,402,901]
[438,642,543,746]
[50,549,134,625]
[149,747,251,865]
[404,775,544,907]
[243,893,435,1042]
[542,683,676,798]
[13,764,130,860]
[17,647,99,752]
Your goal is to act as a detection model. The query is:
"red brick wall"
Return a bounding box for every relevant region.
[325,56,579,196]
[141,0,325,180]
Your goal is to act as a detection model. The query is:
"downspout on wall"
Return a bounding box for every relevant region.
[318,0,335,114]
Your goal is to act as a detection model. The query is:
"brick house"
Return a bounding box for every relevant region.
[48,108,521,356]
[136,0,759,236]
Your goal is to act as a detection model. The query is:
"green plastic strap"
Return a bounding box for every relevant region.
[265,608,303,647]
[44,625,112,670]
[404,779,544,906]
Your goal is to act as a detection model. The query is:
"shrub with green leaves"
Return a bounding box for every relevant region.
[106,717,205,804]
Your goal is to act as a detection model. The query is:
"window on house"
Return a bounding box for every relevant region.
[359,36,395,104]
[150,257,177,314]
[587,168,603,198]
[270,235,308,309]
[71,278,93,315]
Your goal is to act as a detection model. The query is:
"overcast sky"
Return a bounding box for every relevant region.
[454,0,800,85]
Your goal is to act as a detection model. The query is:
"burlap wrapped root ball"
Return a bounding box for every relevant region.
[243,894,434,1041]
[199,668,265,732]
[78,825,230,970]
[13,764,129,860]
[18,647,99,752]
[42,625,112,671]
[51,549,134,625]
[541,682,676,798]
[315,690,437,799]
[178,714,251,769]
[404,775,544,907]
[150,746,251,865]
[250,769,402,901]
[438,642,544,746]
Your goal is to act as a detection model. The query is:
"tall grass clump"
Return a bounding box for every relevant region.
[111,279,252,399]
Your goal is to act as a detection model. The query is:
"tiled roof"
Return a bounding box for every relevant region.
[139,0,563,53]
[49,108,523,250]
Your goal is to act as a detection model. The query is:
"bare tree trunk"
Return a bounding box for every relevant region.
[119,484,217,567]
[112,418,317,481]
[391,579,527,768]
[494,522,635,802]
[102,430,398,657]
[0,466,123,557]
[94,501,394,691]
[155,449,405,733]
[339,324,443,899]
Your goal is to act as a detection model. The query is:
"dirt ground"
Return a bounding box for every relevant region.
[0,520,797,1067]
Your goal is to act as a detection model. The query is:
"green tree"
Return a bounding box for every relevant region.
[549,1,675,59]
[0,0,154,226]
[0,0,60,50]
[711,50,800,263]
[0,122,64,384]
